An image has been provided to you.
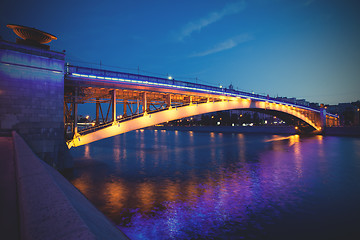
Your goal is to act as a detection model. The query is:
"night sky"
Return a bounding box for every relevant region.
[1,0,359,105]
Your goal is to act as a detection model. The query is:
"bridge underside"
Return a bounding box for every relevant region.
[66,93,326,148]
[248,109,322,132]
[65,76,339,148]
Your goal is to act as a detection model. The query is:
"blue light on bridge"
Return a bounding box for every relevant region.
[69,72,338,118]
[71,72,264,99]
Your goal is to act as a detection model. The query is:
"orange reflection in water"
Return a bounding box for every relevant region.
[84,144,90,158]
[162,180,180,202]
[185,181,199,202]
[183,173,201,204]
[316,135,329,180]
[72,174,91,197]
[137,181,155,212]
[292,135,303,178]
[265,135,293,143]
[209,132,216,159]
[114,147,121,163]
[189,131,194,138]
[113,136,121,163]
[237,133,246,162]
[316,135,325,161]
[289,134,300,147]
[266,135,300,152]
[104,180,128,214]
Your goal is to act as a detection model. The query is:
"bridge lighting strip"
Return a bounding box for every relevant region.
[70,72,337,118]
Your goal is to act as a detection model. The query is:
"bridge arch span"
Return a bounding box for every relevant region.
[68,99,320,148]
[242,108,319,132]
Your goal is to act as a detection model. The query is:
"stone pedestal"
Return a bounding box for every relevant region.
[0,40,72,169]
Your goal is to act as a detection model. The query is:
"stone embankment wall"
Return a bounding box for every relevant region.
[6,131,129,239]
[323,126,360,137]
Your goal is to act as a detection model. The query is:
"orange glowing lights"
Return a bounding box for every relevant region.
[7,24,57,44]
[68,98,324,148]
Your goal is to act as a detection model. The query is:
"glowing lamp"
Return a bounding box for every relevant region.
[7,24,57,44]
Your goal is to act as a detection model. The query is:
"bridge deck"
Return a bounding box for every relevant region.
[64,65,339,147]
[65,65,327,113]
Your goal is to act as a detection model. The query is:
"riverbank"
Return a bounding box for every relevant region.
[0,131,129,240]
[146,125,360,137]
[323,126,360,137]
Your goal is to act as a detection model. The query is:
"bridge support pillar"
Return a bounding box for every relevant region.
[96,98,100,125]
[166,94,172,108]
[142,92,148,113]
[123,100,127,117]
[111,90,116,121]
[335,117,340,127]
[320,106,327,131]
[136,99,140,114]
[73,88,78,136]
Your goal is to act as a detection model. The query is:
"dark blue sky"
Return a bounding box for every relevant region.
[1,0,359,105]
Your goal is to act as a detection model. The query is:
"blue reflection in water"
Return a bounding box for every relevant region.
[68,131,360,240]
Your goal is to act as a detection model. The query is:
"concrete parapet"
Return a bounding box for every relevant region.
[12,131,129,240]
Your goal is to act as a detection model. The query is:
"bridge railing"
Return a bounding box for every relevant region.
[66,65,324,113]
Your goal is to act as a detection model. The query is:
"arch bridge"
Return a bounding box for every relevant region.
[64,65,339,148]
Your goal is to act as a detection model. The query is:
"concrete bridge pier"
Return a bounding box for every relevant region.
[320,106,327,132]
[0,39,72,169]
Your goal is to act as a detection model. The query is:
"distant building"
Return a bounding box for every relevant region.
[326,101,360,126]
[309,102,320,109]
[276,97,310,107]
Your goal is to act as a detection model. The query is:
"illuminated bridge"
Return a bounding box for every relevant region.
[64,65,339,148]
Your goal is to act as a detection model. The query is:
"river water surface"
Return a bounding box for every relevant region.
[67,130,360,239]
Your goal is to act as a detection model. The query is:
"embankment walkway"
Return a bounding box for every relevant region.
[0,131,129,240]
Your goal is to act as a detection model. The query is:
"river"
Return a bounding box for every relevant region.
[66,130,360,239]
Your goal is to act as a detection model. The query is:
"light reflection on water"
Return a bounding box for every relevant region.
[67,131,360,239]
